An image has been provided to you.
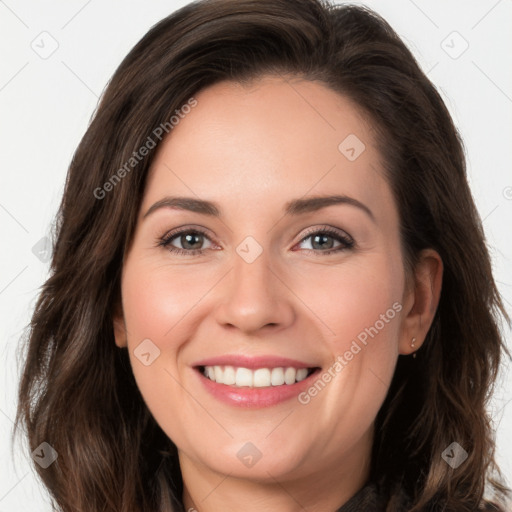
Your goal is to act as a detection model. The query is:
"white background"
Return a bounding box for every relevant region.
[1,0,511,509]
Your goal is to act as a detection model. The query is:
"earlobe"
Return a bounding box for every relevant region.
[399,249,443,355]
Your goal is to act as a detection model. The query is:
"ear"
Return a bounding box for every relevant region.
[399,248,443,355]
[112,301,128,348]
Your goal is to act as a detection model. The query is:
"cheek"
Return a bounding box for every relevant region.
[296,255,404,424]
[302,254,404,356]
[121,260,210,348]
[119,261,199,427]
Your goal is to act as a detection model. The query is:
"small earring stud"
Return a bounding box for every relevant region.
[411,337,417,358]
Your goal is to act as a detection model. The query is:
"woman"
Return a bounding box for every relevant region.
[16,0,511,510]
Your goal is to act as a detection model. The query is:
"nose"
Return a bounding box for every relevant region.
[213,247,296,335]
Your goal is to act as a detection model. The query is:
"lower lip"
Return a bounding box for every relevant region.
[195,368,321,408]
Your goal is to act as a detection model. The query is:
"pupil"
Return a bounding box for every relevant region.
[183,233,202,250]
[312,234,333,250]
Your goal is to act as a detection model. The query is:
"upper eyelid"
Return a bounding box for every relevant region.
[299,225,353,241]
[161,225,215,240]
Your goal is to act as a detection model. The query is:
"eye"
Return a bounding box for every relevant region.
[158,227,215,256]
[157,225,355,257]
[295,226,355,255]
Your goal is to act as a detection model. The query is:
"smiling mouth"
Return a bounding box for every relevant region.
[196,365,320,388]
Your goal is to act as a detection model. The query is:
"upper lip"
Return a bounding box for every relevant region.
[192,354,320,370]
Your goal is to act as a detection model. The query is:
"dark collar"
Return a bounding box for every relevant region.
[335,481,387,512]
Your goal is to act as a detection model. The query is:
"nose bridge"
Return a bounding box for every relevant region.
[213,237,295,333]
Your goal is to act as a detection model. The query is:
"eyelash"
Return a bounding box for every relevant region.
[157,225,355,256]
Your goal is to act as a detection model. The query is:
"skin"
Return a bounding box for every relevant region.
[113,75,443,512]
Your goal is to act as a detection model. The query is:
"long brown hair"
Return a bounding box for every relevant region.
[15,0,511,510]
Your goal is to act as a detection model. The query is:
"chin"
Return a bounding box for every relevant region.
[184,437,310,480]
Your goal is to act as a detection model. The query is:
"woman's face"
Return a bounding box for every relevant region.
[114,76,418,484]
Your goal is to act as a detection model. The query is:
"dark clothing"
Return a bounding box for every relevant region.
[176,480,408,511]
[174,479,505,511]
[336,480,414,511]
[335,481,506,511]
[336,481,387,511]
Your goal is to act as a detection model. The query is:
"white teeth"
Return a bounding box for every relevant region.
[271,367,285,386]
[235,367,253,387]
[253,368,271,387]
[296,368,308,382]
[284,367,296,385]
[223,365,236,385]
[202,365,312,387]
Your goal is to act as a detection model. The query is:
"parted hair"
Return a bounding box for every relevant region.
[16,0,510,510]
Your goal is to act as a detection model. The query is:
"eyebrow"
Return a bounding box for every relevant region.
[143,194,375,222]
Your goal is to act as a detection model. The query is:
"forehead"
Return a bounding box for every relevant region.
[143,76,395,222]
